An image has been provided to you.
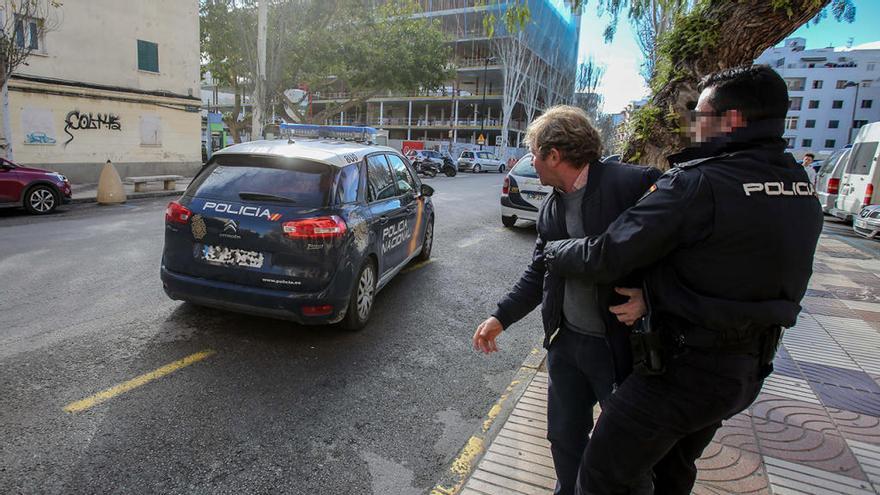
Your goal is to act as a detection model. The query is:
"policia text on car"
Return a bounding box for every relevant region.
[539,65,823,494]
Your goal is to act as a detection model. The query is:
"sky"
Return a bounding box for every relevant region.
[576,0,880,114]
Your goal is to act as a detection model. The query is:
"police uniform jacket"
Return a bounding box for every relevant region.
[492,160,661,383]
[542,120,824,344]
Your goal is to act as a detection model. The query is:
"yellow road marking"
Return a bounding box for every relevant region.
[63,349,216,413]
[402,258,435,274]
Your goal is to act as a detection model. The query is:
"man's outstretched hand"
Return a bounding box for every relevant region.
[473,317,504,354]
[609,287,647,326]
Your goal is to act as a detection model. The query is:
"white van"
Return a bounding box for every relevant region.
[832,122,880,222]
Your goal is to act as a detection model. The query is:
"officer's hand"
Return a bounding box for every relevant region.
[473,317,504,354]
[609,288,646,326]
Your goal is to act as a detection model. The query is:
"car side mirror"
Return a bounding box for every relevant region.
[420,184,434,197]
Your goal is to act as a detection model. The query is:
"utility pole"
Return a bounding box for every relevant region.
[252,0,268,140]
[2,81,12,160]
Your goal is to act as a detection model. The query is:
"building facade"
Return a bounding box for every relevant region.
[308,0,580,159]
[5,0,201,183]
[756,38,880,158]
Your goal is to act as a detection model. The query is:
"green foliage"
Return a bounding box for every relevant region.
[479,0,531,39]
[650,2,718,93]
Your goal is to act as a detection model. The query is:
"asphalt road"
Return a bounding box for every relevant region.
[0,172,545,494]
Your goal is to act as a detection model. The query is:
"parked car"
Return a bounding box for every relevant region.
[854,204,880,239]
[815,147,851,214]
[832,122,880,223]
[0,158,72,214]
[162,124,435,331]
[501,153,551,227]
[458,150,506,173]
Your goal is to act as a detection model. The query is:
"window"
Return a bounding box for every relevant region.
[14,16,41,51]
[862,100,873,109]
[869,63,876,72]
[829,120,840,129]
[789,97,802,111]
[836,80,849,89]
[137,40,159,72]
[776,58,785,68]
[785,78,805,91]
[386,154,417,196]
[832,100,844,109]
[784,117,799,130]
[825,139,836,148]
[846,142,879,175]
[862,81,872,88]
[805,119,816,128]
[334,163,361,204]
[808,100,820,109]
[854,120,869,129]
[785,137,795,149]
[802,139,813,148]
[812,80,824,89]
[366,155,396,202]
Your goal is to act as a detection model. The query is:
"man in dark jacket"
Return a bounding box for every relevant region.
[540,66,824,494]
[472,105,661,495]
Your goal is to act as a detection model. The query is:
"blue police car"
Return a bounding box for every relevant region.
[161,125,435,330]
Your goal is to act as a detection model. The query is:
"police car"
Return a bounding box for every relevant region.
[501,153,551,227]
[161,124,435,330]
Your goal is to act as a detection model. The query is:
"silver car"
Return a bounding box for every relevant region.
[815,148,850,213]
[458,150,506,173]
[854,204,880,239]
[501,153,552,227]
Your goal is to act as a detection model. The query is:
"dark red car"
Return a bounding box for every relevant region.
[0,158,72,214]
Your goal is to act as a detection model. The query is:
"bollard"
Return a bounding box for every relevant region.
[96,159,126,204]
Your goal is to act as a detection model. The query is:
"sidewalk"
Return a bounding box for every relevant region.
[70,178,192,204]
[459,233,880,495]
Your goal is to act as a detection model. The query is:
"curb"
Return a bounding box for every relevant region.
[430,344,546,495]
[71,189,184,205]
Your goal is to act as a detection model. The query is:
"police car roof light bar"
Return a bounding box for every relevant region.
[280,123,377,143]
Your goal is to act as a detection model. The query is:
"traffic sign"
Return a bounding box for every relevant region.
[477,134,485,145]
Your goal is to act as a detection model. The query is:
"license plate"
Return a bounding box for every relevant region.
[855,219,868,229]
[202,245,264,268]
[525,192,547,200]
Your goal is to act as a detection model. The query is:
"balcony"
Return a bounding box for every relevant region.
[310,89,502,102]
[322,117,525,131]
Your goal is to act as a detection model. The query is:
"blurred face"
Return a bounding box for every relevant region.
[803,155,814,166]
[686,87,747,144]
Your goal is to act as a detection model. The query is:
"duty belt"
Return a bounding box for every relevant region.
[679,325,780,354]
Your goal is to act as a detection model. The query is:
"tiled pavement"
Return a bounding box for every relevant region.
[461,235,880,494]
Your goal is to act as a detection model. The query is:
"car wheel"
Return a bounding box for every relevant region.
[498,165,506,173]
[24,185,59,215]
[342,259,376,331]
[416,217,434,262]
[473,164,482,174]
[502,215,516,228]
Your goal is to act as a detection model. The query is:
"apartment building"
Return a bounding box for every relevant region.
[4,0,201,182]
[756,38,880,157]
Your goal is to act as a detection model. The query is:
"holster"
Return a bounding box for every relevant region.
[630,283,666,376]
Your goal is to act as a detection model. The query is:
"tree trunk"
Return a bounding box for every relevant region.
[622,0,831,169]
[224,84,243,144]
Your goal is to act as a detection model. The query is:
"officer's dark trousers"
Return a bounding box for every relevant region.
[574,349,766,495]
[546,329,615,495]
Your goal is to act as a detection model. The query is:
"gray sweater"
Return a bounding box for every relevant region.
[560,187,606,338]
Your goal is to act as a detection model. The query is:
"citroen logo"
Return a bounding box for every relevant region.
[223,219,238,234]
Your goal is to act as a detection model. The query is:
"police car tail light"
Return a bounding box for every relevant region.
[865,183,874,207]
[283,216,348,239]
[165,201,191,224]
[502,176,510,195]
[302,304,333,316]
[827,178,840,195]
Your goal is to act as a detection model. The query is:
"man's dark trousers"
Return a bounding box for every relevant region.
[547,328,615,495]
[574,348,766,495]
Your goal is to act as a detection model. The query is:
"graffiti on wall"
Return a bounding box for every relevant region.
[63,111,122,146]
[21,108,57,146]
[25,132,57,144]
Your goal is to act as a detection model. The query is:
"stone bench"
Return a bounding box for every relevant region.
[124,175,184,192]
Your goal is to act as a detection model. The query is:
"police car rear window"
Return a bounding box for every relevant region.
[511,155,538,178]
[188,155,335,207]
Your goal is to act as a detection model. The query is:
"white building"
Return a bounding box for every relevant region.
[5,0,201,182]
[756,38,880,158]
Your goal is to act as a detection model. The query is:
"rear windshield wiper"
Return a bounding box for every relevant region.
[238,192,297,204]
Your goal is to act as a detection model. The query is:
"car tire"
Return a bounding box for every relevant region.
[24,184,59,215]
[342,259,377,331]
[416,217,434,262]
[473,164,482,173]
[502,215,516,228]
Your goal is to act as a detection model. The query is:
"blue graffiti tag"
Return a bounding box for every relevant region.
[25,132,57,145]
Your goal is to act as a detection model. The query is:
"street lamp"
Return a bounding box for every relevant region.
[479,56,498,150]
[845,80,860,145]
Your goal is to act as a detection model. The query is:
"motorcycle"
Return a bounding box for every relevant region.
[441,155,457,177]
[414,159,439,178]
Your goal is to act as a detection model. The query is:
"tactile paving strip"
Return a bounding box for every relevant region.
[783,315,861,371]
[763,456,875,494]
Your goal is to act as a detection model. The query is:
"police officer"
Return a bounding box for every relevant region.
[540,65,824,494]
